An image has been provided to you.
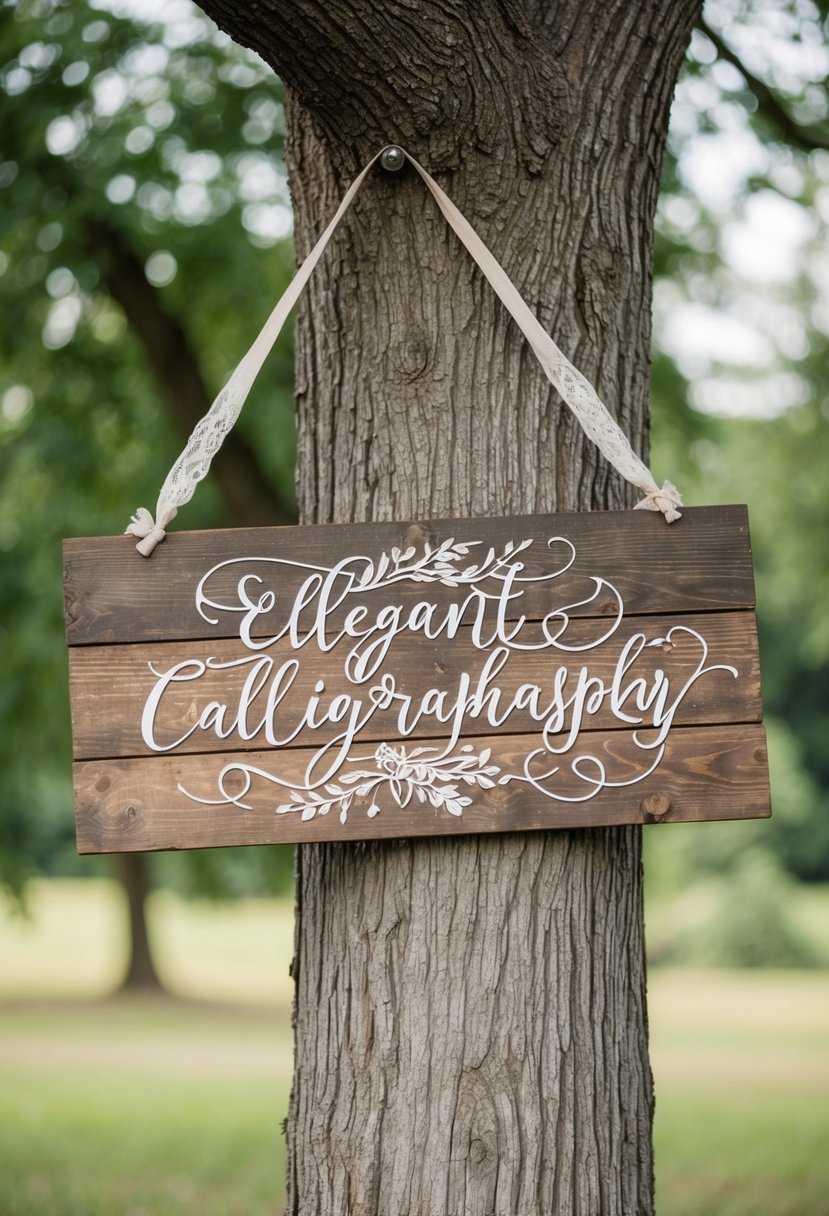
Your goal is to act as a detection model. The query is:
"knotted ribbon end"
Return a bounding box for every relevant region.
[125,508,168,557]
[634,480,683,524]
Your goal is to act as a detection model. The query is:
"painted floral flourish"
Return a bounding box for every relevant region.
[276,743,502,825]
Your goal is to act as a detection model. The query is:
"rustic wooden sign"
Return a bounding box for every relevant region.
[64,506,770,854]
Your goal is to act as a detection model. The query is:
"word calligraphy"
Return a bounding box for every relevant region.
[64,507,770,853]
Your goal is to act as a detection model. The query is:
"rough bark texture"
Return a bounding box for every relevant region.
[195,3,701,1212]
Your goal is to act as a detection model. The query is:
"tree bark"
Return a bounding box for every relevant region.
[196,3,701,1211]
[114,853,163,992]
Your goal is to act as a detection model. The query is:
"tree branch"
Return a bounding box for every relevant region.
[699,16,829,154]
[86,219,296,527]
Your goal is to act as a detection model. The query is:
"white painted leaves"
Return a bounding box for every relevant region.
[276,743,501,823]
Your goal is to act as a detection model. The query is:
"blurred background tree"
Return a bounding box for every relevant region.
[646,0,829,965]
[0,0,298,987]
[1,0,828,980]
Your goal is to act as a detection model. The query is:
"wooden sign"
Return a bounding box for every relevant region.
[64,506,770,854]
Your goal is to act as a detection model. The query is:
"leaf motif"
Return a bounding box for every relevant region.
[402,546,416,560]
[340,772,369,785]
[391,546,401,563]
[273,744,507,825]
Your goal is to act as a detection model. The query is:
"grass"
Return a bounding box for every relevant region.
[1,881,293,1216]
[649,969,829,1216]
[2,880,829,1214]
[0,1001,289,1216]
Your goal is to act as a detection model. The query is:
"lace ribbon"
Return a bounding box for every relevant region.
[127,146,681,555]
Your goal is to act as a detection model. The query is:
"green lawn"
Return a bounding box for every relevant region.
[2,881,828,1215]
[649,968,829,1216]
[0,1001,289,1216]
[1,882,292,1216]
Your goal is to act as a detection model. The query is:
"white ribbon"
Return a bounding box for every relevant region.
[632,479,683,523]
[128,146,681,556]
[125,506,175,556]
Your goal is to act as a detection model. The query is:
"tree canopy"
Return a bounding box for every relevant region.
[1,0,296,897]
[646,1,829,919]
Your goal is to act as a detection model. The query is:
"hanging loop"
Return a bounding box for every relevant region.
[127,146,681,555]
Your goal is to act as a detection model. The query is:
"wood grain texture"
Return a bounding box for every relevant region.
[74,724,770,854]
[68,610,762,760]
[63,505,754,646]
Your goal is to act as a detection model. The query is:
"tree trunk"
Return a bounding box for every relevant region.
[115,853,163,992]
[196,3,701,1211]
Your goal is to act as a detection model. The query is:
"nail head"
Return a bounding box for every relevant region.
[380,145,406,172]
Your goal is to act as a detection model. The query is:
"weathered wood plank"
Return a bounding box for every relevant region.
[64,506,754,646]
[73,723,771,853]
[66,505,769,852]
[68,611,762,760]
